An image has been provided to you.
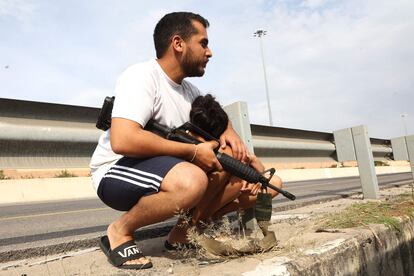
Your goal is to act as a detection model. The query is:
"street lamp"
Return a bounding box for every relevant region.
[254,29,273,126]
[401,114,408,136]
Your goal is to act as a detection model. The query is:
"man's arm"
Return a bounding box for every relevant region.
[219,121,249,162]
[110,117,222,172]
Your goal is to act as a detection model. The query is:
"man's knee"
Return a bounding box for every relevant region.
[162,162,208,199]
[180,165,209,198]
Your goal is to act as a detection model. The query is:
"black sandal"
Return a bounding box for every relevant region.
[99,236,153,270]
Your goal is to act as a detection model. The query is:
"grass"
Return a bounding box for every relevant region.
[374,160,389,166]
[0,170,9,180]
[55,169,77,178]
[320,194,414,232]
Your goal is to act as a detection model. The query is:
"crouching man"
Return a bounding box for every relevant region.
[89,12,248,270]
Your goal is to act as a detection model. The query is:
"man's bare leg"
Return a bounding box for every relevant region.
[196,175,244,222]
[191,171,231,223]
[167,172,247,244]
[107,162,208,265]
[192,147,244,223]
[167,169,231,244]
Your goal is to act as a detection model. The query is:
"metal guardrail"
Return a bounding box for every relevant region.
[0,98,394,169]
[251,125,336,163]
[251,125,392,163]
[1,96,413,202]
[0,98,100,169]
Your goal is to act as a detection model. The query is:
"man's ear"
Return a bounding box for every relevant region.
[171,35,185,53]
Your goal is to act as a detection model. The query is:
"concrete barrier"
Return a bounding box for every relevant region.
[278,165,411,182]
[0,177,96,205]
[0,166,410,205]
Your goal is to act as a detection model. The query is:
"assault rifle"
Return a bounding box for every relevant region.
[96,96,296,201]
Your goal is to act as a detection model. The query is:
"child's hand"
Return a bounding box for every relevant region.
[250,183,262,195]
[240,182,262,195]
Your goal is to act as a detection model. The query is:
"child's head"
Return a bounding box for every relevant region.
[190,94,228,139]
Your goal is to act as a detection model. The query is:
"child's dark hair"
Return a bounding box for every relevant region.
[190,94,228,139]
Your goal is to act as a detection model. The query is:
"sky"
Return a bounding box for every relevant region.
[1,0,413,139]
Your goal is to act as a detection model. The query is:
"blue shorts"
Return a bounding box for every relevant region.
[97,156,183,211]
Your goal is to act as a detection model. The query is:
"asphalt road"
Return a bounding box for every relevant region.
[0,172,412,261]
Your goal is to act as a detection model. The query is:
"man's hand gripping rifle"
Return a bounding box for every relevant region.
[96,96,296,201]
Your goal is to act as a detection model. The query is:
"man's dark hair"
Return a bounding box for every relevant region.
[153,12,209,59]
[190,94,228,139]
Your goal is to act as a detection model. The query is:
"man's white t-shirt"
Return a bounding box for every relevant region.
[89,59,201,190]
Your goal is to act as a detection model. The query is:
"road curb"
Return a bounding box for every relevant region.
[282,218,414,275]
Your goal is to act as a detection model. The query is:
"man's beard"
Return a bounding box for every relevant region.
[182,48,205,77]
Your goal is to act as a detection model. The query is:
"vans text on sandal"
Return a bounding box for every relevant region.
[99,235,153,270]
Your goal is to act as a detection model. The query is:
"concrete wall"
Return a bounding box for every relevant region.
[0,166,411,205]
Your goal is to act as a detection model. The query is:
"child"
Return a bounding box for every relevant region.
[189,94,282,223]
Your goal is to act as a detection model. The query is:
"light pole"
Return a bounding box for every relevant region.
[254,29,273,126]
[401,114,408,136]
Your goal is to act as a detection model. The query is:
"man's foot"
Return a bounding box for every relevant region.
[99,236,153,270]
[106,223,152,267]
